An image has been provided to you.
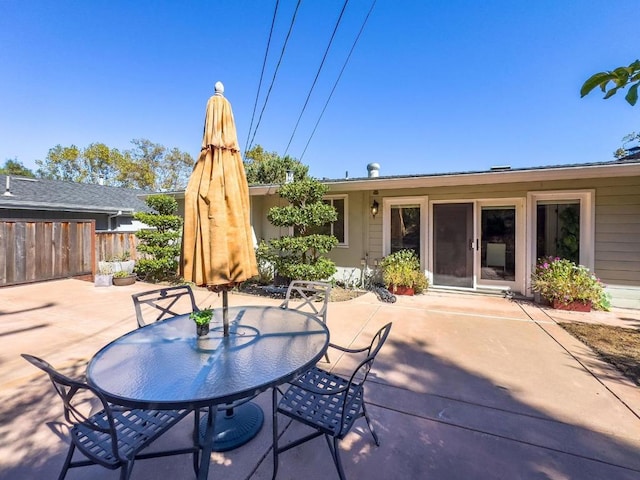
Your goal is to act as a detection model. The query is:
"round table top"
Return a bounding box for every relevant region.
[87,306,329,409]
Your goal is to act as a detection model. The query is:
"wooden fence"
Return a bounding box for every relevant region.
[0,219,140,287]
[0,219,95,286]
[95,231,139,263]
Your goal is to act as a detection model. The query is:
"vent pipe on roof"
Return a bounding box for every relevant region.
[367,163,380,178]
[3,176,14,196]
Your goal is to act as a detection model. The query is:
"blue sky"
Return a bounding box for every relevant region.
[1,1,638,180]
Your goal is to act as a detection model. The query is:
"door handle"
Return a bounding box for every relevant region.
[469,239,479,250]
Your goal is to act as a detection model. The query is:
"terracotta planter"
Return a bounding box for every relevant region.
[390,285,414,296]
[552,299,592,312]
[112,274,136,286]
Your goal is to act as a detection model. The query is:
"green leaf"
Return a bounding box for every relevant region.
[625,82,639,106]
[580,72,615,97]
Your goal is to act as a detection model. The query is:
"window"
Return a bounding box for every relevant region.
[306,195,347,246]
[527,190,595,288]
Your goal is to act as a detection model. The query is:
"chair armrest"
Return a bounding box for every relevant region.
[327,342,369,354]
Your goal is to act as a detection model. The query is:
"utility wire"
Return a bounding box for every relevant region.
[300,0,376,162]
[247,0,302,154]
[244,0,280,156]
[283,0,350,157]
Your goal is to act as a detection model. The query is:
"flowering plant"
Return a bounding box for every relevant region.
[531,257,607,308]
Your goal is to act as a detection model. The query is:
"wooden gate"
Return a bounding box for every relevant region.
[0,219,95,286]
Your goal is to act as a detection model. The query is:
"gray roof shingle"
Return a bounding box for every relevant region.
[0,175,151,213]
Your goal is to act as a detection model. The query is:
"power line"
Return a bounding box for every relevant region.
[300,0,377,162]
[247,0,302,154]
[244,0,280,156]
[283,0,350,157]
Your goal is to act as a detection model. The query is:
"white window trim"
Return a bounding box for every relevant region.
[526,190,595,293]
[286,195,349,247]
[382,196,428,270]
[324,194,349,247]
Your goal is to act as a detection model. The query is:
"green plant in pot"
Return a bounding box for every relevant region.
[112,269,136,286]
[531,256,609,311]
[190,307,214,336]
[379,249,429,295]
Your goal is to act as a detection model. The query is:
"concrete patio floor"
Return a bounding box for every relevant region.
[1,279,640,479]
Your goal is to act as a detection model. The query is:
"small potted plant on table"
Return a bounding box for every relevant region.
[379,249,429,296]
[190,307,214,336]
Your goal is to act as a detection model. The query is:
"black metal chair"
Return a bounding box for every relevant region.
[131,285,200,328]
[271,322,392,480]
[21,354,200,480]
[280,280,332,362]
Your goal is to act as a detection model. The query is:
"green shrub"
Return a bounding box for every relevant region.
[379,250,429,292]
[134,194,183,283]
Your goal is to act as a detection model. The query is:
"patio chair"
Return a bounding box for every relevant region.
[21,354,200,480]
[132,285,199,327]
[280,280,332,362]
[271,322,392,480]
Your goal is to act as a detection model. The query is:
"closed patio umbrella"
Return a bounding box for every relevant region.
[181,82,261,451]
[181,81,258,335]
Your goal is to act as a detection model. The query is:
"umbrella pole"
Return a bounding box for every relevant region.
[223,289,229,336]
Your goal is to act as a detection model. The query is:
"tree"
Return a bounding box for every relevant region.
[259,177,338,282]
[581,59,640,106]
[0,159,35,177]
[614,132,640,159]
[36,145,83,181]
[244,145,308,185]
[34,139,194,190]
[133,194,183,283]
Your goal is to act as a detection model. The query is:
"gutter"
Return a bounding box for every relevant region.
[248,162,640,195]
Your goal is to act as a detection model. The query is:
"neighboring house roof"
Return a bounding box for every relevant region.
[249,158,640,194]
[0,175,151,214]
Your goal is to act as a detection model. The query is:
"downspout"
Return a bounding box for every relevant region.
[108,210,123,231]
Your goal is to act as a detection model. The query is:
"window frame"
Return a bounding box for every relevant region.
[526,189,595,292]
[323,194,348,247]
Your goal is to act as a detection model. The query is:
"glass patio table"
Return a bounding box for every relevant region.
[87,305,329,480]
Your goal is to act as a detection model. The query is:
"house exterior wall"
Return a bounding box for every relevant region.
[251,175,639,308]
[0,208,145,232]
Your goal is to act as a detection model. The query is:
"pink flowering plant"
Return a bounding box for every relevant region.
[531,256,609,310]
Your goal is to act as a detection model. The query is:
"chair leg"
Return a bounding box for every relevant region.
[57,442,76,480]
[192,409,201,476]
[324,435,347,480]
[362,403,380,446]
[119,460,135,480]
[272,388,280,480]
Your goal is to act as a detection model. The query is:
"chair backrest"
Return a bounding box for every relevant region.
[131,285,199,327]
[350,322,392,387]
[21,354,120,459]
[280,281,331,323]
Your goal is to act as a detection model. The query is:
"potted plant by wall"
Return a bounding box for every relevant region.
[190,307,214,336]
[99,251,135,276]
[112,270,136,286]
[531,256,609,311]
[94,264,113,287]
[379,249,429,296]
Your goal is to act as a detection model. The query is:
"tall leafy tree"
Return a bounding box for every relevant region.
[0,159,35,177]
[244,145,308,185]
[34,139,193,190]
[36,145,82,181]
[581,59,640,106]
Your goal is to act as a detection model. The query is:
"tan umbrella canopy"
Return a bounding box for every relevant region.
[181,82,258,330]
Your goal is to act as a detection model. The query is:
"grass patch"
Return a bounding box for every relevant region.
[560,322,640,386]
